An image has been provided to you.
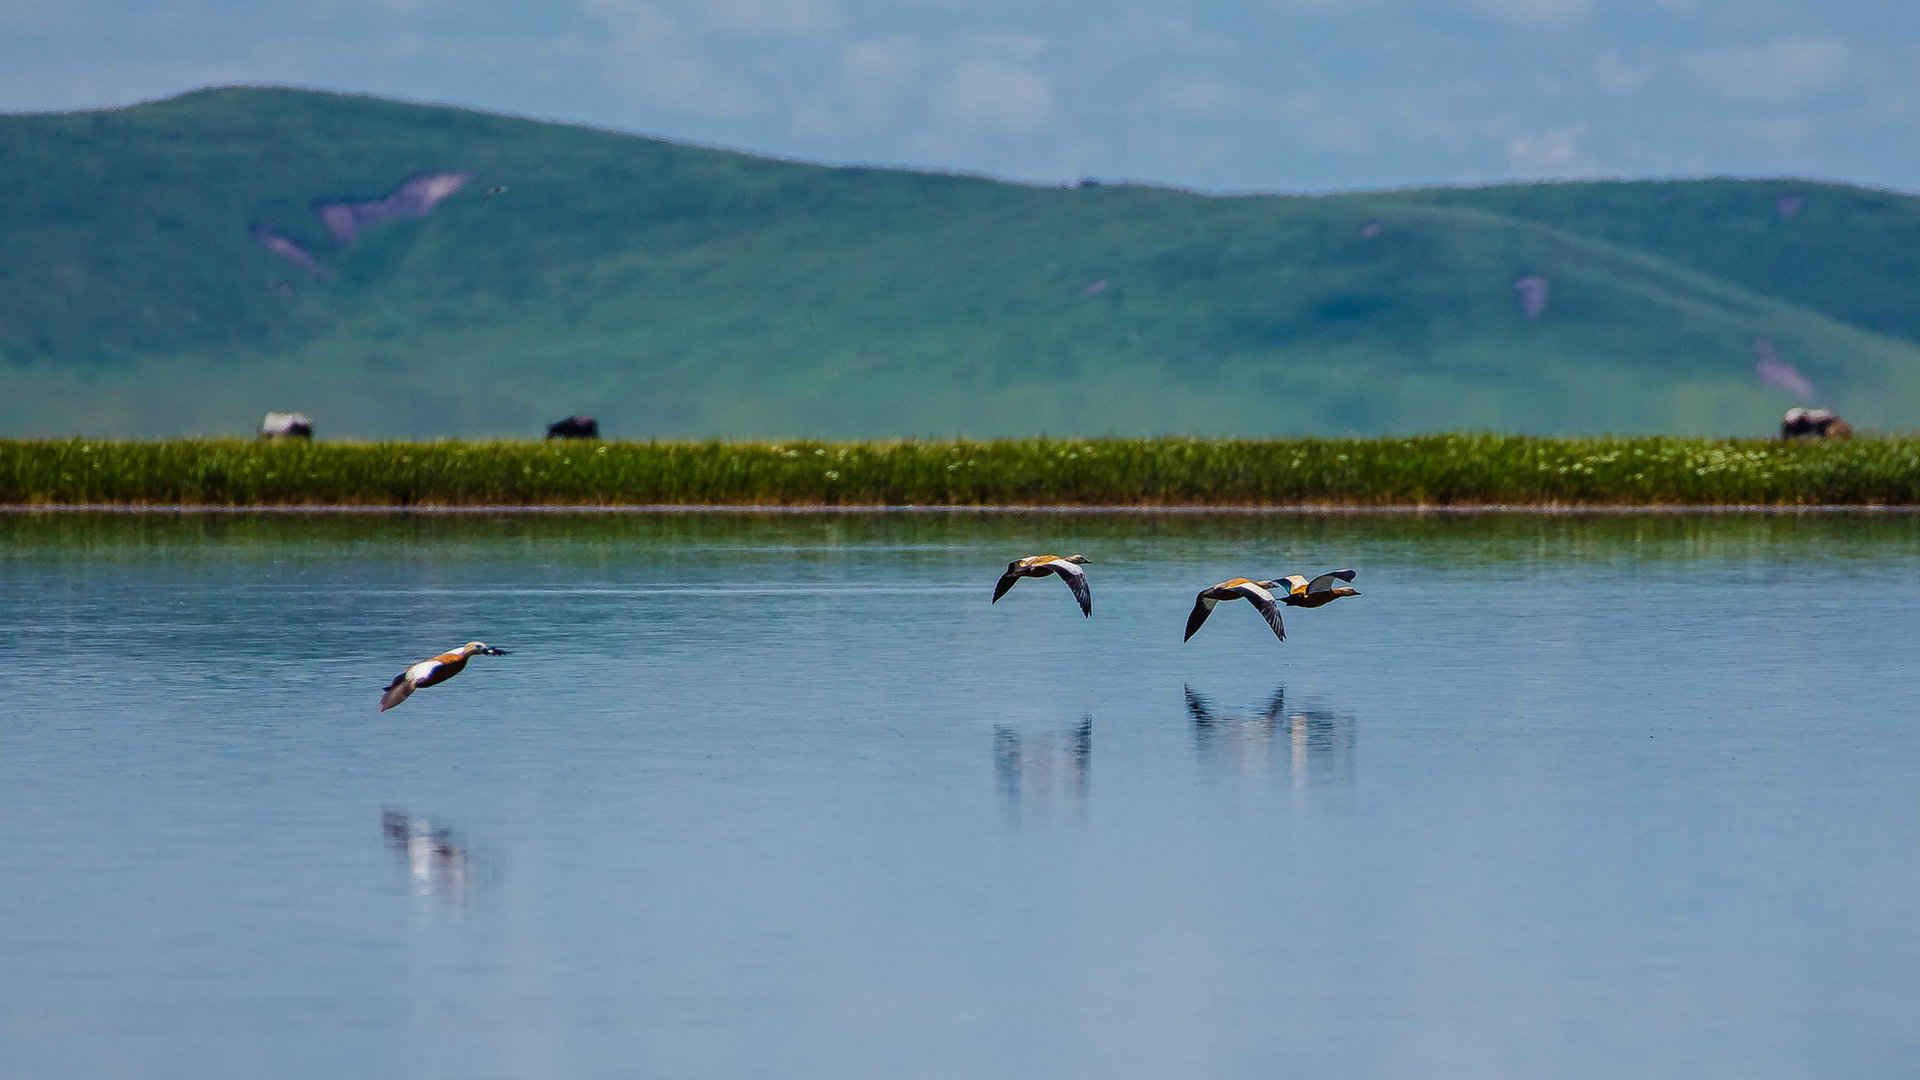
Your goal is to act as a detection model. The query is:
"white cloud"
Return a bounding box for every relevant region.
[582,0,675,43]
[700,0,838,36]
[1686,36,1851,103]
[1740,111,1814,149]
[630,52,761,117]
[1594,51,1650,93]
[1463,0,1591,24]
[361,0,443,13]
[584,1,762,117]
[1162,77,1234,113]
[843,35,920,101]
[969,33,1047,63]
[934,59,1054,134]
[1268,0,1385,11]
[1506,126,1584,173]
[791,34,921,136]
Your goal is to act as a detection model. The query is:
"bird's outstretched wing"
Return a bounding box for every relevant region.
[1307,569,1358,594]
[379,673,414,712]
[1275,574,1311,597]
[1184,595,1217,641]
[991,570,1021,604]
[1047,560,1092,617]
[1246,591,1287,642]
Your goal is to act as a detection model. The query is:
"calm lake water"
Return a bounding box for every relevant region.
[3,511,1918,1078]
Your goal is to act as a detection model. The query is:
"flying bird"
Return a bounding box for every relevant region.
[1184,578,1288,643]
[992,554,1092,617]
[1274,569,1361,608]
[379,641,508,712]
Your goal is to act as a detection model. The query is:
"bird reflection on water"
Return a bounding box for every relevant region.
[1183,685,1354,788]
[380,807,476,899]
[992,715,1092,819]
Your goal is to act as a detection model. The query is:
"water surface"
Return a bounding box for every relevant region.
[3,512,1917,1078]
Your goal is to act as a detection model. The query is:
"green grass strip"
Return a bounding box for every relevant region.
[4,436,1918,507]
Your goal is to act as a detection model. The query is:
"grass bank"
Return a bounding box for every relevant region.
[3,436,1918,507]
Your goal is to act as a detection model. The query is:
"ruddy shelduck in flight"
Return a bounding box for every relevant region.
[1184,578,1290,643]
[1274,569,1361,608]
[992,554,1092,617]
[379,641,509,712]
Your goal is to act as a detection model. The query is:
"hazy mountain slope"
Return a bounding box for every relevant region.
[3,87,1916,439]
[1404,180,1920,347]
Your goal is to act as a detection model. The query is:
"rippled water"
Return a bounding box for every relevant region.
[3,512,1918,1078]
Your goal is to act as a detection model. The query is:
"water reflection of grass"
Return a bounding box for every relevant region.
[3,435,1920,507]
[4,508,1916,567]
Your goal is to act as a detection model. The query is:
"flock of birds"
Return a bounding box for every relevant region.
[376,554,1362,711]
[992,553,1362,643]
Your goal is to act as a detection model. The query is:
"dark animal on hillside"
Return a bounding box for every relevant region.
[1781,408,1852,440]
[546,416,600,439]
[259,412,314,439]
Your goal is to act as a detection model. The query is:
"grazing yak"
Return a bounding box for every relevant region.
[546,416,600,440]
[258,412,314,440]
[1780,408,1852,440]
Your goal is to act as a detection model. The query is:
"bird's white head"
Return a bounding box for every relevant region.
[1065,554,1090,564]
[463,641,510,656]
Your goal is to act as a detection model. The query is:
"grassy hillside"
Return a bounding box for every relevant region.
[4,87,1919,439]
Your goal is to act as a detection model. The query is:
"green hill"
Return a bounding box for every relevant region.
[5,86,1919,439]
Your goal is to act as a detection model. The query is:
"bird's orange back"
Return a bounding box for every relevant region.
[416,652,471,689]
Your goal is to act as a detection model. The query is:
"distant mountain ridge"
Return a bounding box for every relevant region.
[4,86,1918,438]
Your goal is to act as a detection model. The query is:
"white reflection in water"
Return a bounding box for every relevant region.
[1184,684,1355,789]
[381,807,477,902]
[993,715,1092,819]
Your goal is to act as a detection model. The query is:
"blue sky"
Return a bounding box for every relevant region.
[3,0,1914,193]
